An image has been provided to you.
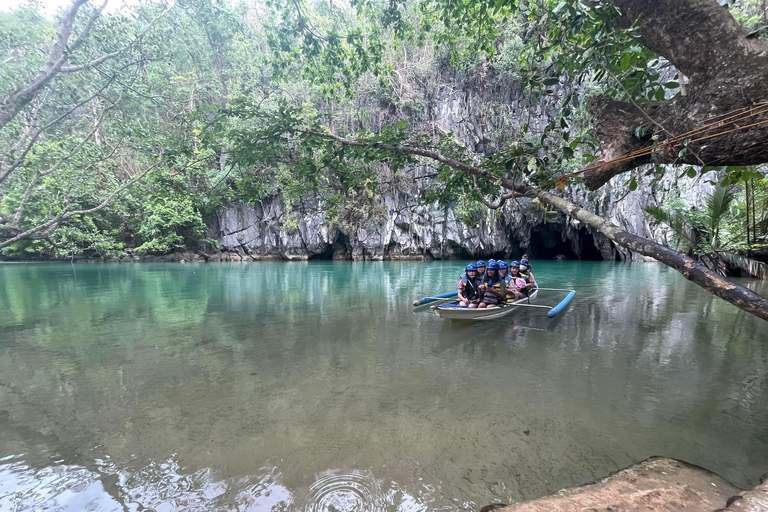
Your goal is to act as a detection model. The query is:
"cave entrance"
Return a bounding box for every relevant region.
[580,232,605,260]
[310,243,334,260]
[310,232,349,260]
[527,224,605,260]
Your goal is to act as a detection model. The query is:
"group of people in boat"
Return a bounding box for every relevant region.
[457,258,536,308]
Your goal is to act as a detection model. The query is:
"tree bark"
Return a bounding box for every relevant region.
[583,0,768,190]
[536,190,768,321]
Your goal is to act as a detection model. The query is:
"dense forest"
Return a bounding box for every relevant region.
[1,0,768,317]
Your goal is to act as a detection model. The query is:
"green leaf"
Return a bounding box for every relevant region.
[629,177,637,191]
[620,53,631,71]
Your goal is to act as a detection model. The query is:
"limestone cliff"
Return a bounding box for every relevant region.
[208,68,713,262]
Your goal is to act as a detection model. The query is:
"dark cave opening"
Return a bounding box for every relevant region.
[580,232,605,261]
[310,243,335,260]
[527,224,605,261]
[445,240,474,260]
[309,232,349,260]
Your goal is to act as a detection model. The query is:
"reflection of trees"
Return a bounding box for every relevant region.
[0,261,767,508]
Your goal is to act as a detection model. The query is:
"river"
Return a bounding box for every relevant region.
[0,261,767,511]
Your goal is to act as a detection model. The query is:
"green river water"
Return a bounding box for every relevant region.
[0,261,767,511]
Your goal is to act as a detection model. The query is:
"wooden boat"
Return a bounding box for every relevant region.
[433,286,539,321]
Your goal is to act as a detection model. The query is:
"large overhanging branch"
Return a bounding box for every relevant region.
[301,128,768,322]
[6,103,118,228]
[613,0,767,84]
[58,4,174,74]
[581,0,768,190]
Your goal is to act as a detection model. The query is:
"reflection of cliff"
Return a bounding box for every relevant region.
[208,73,713,262]
[1,264,767,511]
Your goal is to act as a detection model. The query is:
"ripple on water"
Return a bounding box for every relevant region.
[301,469,388,512]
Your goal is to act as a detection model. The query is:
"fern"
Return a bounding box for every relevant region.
[643,205,696,248]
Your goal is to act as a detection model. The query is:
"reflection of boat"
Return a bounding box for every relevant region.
[433,286,539,321]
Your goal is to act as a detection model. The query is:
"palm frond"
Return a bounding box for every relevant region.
[706,184,735,247]
[643,205,695,246]
[716,251,768,279]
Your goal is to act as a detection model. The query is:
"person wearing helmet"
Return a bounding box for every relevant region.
[475,260,486,279]
[458,264,481,307]
[506,261,527,300]
[519,258,535,287]
[478,261,503,308]
[497,261,512,304]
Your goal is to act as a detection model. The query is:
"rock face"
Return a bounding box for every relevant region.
[209,70,714,262]
[484,457,745,512]
[208,170,711,263]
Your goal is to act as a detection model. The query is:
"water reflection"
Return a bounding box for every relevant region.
[0,261,767,511]
[0,452,432,512]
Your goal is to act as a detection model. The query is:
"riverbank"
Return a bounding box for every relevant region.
[0,249,435,263]
[481,457,768,512]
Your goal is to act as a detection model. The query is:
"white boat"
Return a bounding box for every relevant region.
[432,286,539,321]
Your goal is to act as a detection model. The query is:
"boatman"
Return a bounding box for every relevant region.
[458,264,481,308]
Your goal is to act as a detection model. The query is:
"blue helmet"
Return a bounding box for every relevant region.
[498,261,508,269]
[465,263,477,271]
[520,259,530,266]
[510,260,520,267]
[476,260,485,267]
[487,261,500,270]
[488,259,497,266]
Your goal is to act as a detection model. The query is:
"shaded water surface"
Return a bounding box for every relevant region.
[0,261,767,511]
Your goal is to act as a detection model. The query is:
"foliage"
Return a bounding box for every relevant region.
[644,179,768,277]
[1,0,767,268]
[131,193,209,253]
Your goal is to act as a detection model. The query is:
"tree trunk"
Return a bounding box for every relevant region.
[583,0,768,190]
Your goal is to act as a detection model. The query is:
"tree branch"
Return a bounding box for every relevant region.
[613,0,768,83]
[471,175,519,209]
[1,70,122,185]
[581,0,768,190]
[6,104,117,228]
[0,0,100,131]
[0,159,159,249]
[9,172,40,228]
[58,4,173,73]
